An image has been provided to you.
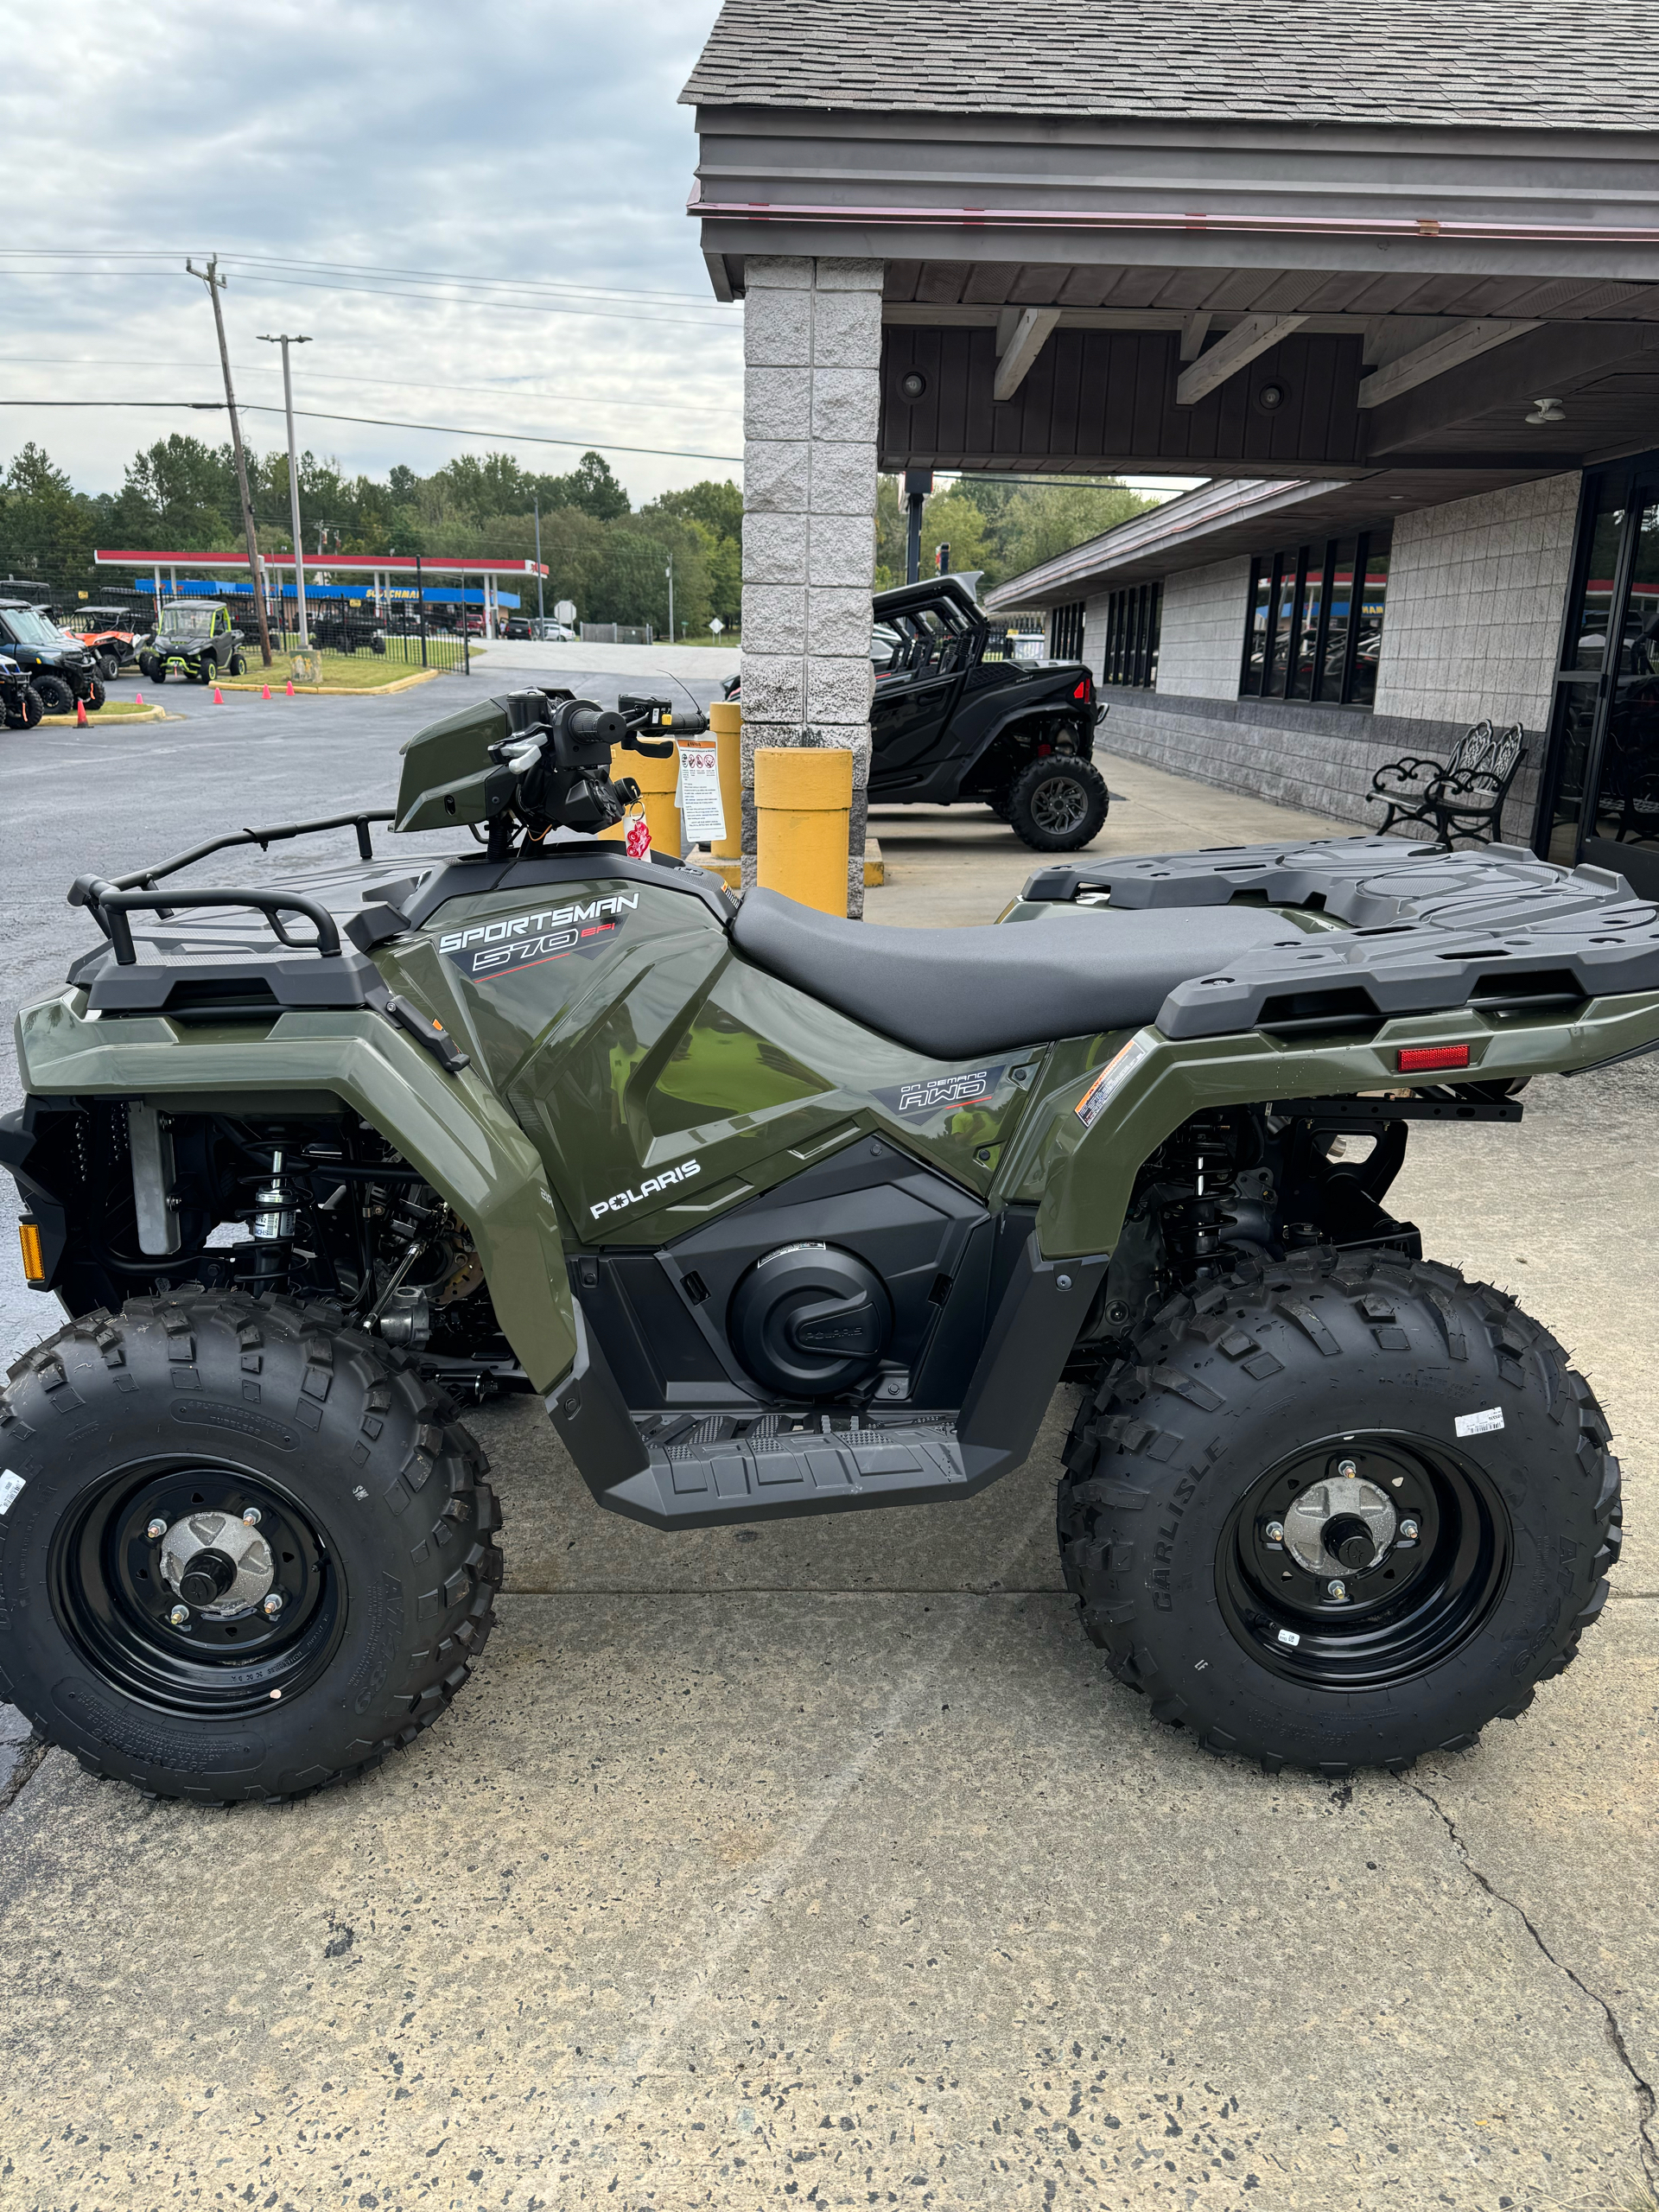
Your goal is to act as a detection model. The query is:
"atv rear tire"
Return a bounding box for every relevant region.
[33,673,73,716]
[99,652,120,683]
[1007,755,1109,850]
[1057,1249,1620,1777]
[229,652,247,677]
[0,1292,502,1804]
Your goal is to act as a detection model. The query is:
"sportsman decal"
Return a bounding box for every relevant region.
[438,893,639,983]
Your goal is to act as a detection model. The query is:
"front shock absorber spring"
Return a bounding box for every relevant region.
[250,1148,297,1293]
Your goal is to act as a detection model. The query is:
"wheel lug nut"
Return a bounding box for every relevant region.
[262,1592,284,1617]
[1336,1457,1360,1479]
[168,1604,190,1626]
[1399,1517,1420,1541]
[242,1507,262,1526]
[1263,1520,1285,1546]
[1326,1579,1348,1600]
[147,1517,168,1541]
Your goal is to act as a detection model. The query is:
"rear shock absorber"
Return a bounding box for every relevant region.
[250,1149,297,1294]
[1157,1117,1243,1282]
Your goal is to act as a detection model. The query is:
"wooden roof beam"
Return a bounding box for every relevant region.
[1356,317,1543,409]
[1174,312,1308,405]
[993,307,1062,400]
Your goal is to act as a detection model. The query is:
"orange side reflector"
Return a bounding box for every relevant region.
[18,1221,45,1285]
[1396,1044,1471,1073]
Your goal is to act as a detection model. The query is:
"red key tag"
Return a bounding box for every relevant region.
[624,816,652,860]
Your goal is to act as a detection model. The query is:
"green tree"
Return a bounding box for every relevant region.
[536,451,630,522]
[997,482,1151,579]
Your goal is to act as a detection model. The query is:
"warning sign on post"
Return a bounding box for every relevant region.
[676,741,727,844]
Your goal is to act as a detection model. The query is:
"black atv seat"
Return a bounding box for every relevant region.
[730,888,1306,1058]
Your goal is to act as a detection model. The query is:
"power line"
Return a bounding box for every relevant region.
[0,248,721,310]
[0,397,742,466]
[0,259,735,333]
[0,354,741,422]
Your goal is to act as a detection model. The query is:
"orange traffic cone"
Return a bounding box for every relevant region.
[213,686,224,704]
[285,679,295,697]
[75,698,87,726]
[261,683,271,700]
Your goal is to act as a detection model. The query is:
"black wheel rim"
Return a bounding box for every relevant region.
[1216,1430,1511,1691]
[50,1459,346,1718]
[1029,774,1088,832]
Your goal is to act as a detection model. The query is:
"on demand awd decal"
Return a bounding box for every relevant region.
[440,894,639,982]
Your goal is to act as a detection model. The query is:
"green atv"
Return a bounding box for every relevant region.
[0,685,1644,1803]
[137,599,247,685]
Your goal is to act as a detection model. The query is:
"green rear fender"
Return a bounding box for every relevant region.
[1025,993,1659,1260]
[15,994,577,1392]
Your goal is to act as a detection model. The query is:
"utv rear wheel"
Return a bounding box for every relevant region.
[1057,1249,1620,1777]
[229,652,247,677]
[0,1293,502,1804]
[99,652,121,682]
[33,673,73,716]
[1007,755,1109,850]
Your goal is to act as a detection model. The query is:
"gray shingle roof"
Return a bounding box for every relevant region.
[682,0,1658,131]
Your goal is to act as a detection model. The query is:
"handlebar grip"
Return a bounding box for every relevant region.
[569,706,626,746]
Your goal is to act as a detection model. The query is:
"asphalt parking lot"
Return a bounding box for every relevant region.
[0,670,1656,2209]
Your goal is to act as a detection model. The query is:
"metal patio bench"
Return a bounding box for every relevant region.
[1427,722,1527,847]
[1368,719,1526,845]
[1368,719,1496,836]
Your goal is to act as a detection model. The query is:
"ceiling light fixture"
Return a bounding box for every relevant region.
[1526,397,1566,424]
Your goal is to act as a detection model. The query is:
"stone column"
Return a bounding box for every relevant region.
[740,255,883,918]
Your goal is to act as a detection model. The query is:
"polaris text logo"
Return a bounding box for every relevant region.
[591,1159,701,1219]
[897,1070,991,1114]
[439,894,639,982]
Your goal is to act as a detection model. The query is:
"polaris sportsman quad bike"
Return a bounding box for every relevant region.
[0,684,1644,1805]
[726,575,1109,851]
[137,599,246,684]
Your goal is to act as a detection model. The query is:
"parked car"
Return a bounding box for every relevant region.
[60,606,144,681]
[505,615,533,639]
[0,601,105,715]
[137,601,247,685]
[528,618,576,641]
[726,576,1109,850]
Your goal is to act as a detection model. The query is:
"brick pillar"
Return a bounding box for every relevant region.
[739,254,883,917]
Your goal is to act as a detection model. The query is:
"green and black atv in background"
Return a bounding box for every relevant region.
[137,600,247,685]
[0,683,1645,1804]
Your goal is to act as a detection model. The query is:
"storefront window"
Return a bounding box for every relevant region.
[1240,531,1389,706]
[1562,480,1626,672]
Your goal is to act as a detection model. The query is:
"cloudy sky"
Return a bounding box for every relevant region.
[0,0,741,506]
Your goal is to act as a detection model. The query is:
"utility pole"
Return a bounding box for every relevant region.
[257,333,310,650]
[533,495,545,625]
[187,255,273,668]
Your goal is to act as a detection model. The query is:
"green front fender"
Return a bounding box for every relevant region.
[15,994,577,1392]
[1021,992,1659,1261]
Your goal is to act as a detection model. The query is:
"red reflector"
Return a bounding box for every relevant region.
[1072,677,1091,700]
[1396,1045,1471,1073]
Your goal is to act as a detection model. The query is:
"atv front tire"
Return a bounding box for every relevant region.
[86,677,106,712]
[1007,755,1109,850]
[7,683,43,729]
[1058,1249,1620,1777]
[0,1293,501,1803]
[33,673,74,716]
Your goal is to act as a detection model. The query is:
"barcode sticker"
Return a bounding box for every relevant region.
[0,1470,25,1516]
[1455,1407,1505,1438]
[1276,1628,1301,1648]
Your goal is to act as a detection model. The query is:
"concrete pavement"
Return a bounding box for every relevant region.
[0,690,1656,2209]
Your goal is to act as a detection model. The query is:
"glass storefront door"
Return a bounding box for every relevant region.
[1540,458,1659,895]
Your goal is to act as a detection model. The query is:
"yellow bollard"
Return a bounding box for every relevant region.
[596,744,680,850]
[627,741,682,856]
[753,746,852,917]
[708,700,743,861]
